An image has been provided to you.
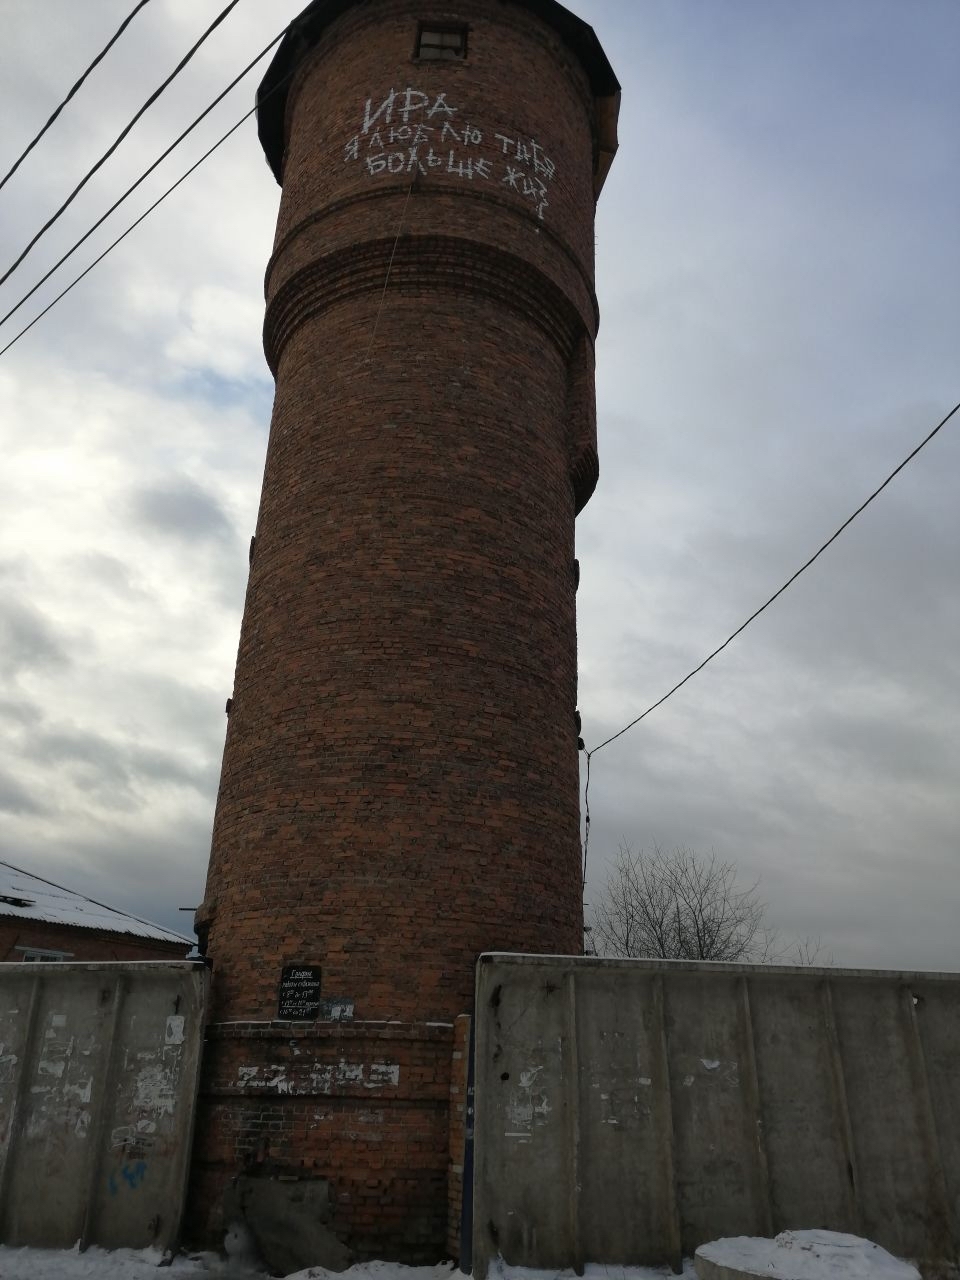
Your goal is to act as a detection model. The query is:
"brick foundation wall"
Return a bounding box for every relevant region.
[186,1020,457,1261]
[0,919,190,963]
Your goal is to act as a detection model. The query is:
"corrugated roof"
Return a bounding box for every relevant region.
[0,860,193,946]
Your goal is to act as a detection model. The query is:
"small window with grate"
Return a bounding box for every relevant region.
[416,23,468,61]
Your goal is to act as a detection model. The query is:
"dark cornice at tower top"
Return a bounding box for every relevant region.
[256,0,621,186]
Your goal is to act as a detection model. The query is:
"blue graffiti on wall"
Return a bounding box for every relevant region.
[108,1160,148,1195]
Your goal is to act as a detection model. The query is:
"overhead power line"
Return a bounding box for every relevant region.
[582,395,958,892]
[589,397,960,759]
[0,22,293,333]
[0,59,300,362]
[0,0,154,194]
[0,0,243,290]
[0,109,254,360]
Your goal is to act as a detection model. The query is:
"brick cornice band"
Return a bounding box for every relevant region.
[263,233,587,376]
[263,184,601,332]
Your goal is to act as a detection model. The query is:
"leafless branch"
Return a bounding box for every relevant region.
[591,844,775,963]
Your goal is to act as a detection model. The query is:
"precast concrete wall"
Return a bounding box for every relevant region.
[472,955,960,1276]
[0,962,207,1253]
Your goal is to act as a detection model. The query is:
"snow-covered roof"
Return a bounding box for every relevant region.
[0,860,193,947]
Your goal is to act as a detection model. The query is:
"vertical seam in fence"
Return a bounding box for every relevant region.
[739,976,773,1236]
[459,1010,477,1273]
[899,985,957,1257]
[652,973,683,1275]
[471,965,494,1280]
[821,979,863,1234]
[563,970,583,1276]
[0,973,43,1238]
[79,973,127,1250]
[167,969,209,1255]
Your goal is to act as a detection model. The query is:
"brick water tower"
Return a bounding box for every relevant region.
[190,0,618,1264]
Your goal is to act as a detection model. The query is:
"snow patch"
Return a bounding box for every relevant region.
[695,1230,921,1280]
[285,1263,461,1280]
[0,862,192,946]
[0,1243,918,1280]
[487,1263,697,1280]
[0,1250,701,1280]
[0,1244,214,1278]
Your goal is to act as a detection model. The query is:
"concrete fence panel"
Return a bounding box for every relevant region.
[472,955,960,1276]
[0,962,207,1253]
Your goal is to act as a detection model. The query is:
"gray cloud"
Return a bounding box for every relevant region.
[0,599,71,679]
[0,819,207,944]
[0,697,43,728]
[128,475,236,546]
[102,670,227,763]
[70,552,149,601]
[0,767,48,817]
[23,724,217,807]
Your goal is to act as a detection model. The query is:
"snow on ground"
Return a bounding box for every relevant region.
[486,1264,696,1280]
[0,1244,216,1278]
[0,1254,449,1280]
[0,1253,697,1280]
[285,1265,462,1280]
[695,1230,921,1280]
[0,1242,918,1280]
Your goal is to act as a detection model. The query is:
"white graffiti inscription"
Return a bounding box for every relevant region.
[344,87,557,222]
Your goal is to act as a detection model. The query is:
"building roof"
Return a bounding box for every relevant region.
[256,0,621,185]
[0,860,193,947]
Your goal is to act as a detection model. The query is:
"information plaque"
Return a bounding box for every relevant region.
[277,964,322,1021]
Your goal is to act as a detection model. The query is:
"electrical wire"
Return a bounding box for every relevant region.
[0,21,293,332]
[581,750,592,892]
[8,21,954,784]
[581,397,958,892]
[0,94,273,360]
[588,397,960,759]
[0,0,154,194]
[0,0,243,289]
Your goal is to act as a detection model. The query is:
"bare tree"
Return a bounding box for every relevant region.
[783,934,833,967]
[590,844,778,962]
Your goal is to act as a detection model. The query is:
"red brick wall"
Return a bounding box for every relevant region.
[192,0,611,1258]
[200,0,599,1027]
[0,919,190,963]
[187,1021,456,1261]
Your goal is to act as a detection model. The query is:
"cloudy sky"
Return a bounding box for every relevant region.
[0,1,957,970]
